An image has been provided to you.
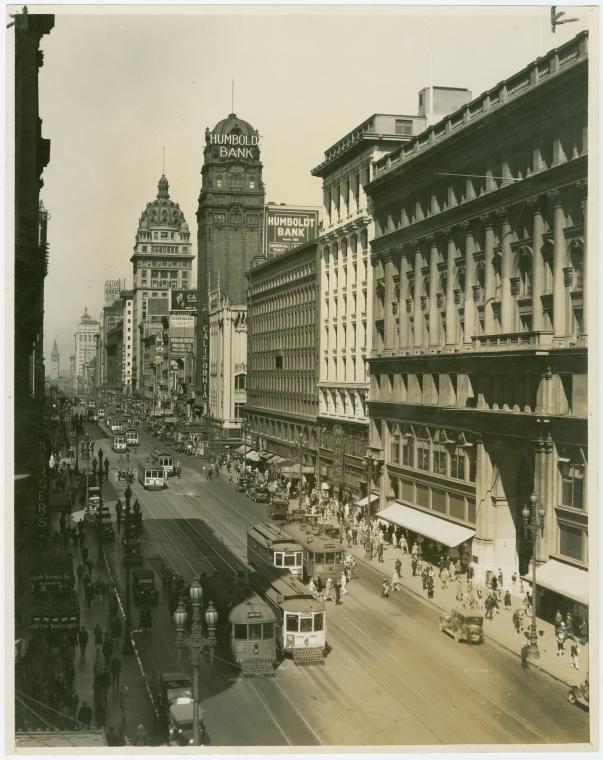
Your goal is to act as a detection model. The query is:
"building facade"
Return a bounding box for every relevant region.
[130,175,193,393]
[195,113,265,412]
[207,288,247,436]
[73,308,100,393]
[246,241,319,476]
[365,33,588,620]
[100,296,123,388]
[104,321,123,391]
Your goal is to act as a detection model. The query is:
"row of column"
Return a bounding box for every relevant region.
[379,189,585,351]
[323,168,369,226]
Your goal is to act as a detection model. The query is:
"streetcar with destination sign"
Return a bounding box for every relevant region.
[138,461,165,490]
[112,434,127,453]
[279,522,345,584]
[247,522,303,579]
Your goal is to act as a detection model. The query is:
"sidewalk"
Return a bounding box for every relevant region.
[344,537,588,687]
[54,471,157,744]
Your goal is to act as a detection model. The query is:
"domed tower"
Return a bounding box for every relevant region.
[50,339,60,379]
[196,113,265,403]
[129,175,194,394]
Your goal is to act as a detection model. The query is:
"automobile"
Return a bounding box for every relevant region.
[439,609,484,644]
[251,486,270,504]
[236,477,252,493]
[568,678,589,710]
[132,568,159,605]
[157,672,192,719]
[168,702,209,746]
[96,505,114,540]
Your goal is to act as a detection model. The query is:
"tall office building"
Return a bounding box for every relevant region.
[195,113,265,412]
[49,339,59,379]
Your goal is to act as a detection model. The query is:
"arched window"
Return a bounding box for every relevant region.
[517,250,533,297]
[569,242,584,289]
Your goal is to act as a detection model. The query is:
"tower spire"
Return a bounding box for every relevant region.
[231,77,235,114]
[162,146,165,174]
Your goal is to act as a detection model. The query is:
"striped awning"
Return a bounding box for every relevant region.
[245,450,260,462]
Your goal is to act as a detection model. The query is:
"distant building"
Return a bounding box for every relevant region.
[73,308,100,393]
[195,113,265,414]
[104,278,125,307]
[130,175,194,393]
[365,33,588,623]
[49,340,59,379]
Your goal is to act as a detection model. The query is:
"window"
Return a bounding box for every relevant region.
[275,356,283,370]
[390,434,400,464]
[416,430,430,471]
[559,523,585,562]
[433,447,447,476]
[249,179,256,189]
[299,617,313,633]
[161,231,168,239]
[235,373,246,390]
[248,623,262,640]
[559,451,585,509]
[234,624,247,639]
[274,552,283,567]
[216,179,223,189]
[451,448,465,480]
[395,119,413,136]
[285,614,298,632]
[263,622,274,639]
[314,612,324,631]
[402,434,414,467]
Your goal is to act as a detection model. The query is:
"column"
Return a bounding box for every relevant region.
[398,252,410,349]
[463,222,476,344]
[528,198,545,332]
[578,180,588,338]
[498,209,513,333]
[384,253,395,349]
[413,249,423,347]
[428,238,440,346]
[548,191,566,340]
[472,438,496,583]
[481,214,496,334]
[445,232,457,345]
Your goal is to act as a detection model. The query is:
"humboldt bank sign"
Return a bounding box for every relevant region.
[208,131,260,160]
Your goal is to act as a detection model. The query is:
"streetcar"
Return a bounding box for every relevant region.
[259,572,326,662]
[126,430,139,447]
[202,573,277,675]
[112,434,128,453]
[152,449,174,476]
[280,523,345,584]
[138,461,165,490]
[247,523,304,579]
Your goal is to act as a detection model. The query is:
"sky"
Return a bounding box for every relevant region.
[28,3,594,365]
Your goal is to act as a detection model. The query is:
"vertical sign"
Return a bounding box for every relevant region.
[201,313,209,400]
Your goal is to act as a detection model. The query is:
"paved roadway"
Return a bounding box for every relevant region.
[91,422,590,748]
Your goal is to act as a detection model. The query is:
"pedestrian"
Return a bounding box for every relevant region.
[381,578,391,598]
[427,573,434,599]
[340,571,347,595]
[81,545,89,565]
[399,533,408,554]
[334,582,341,605]
[104,458,109,482]
[95,701,106,729]
[323,578,334,602]
[579,619,588,645]
[570,639,581,670]
[102,637,113,665]
[511,570,518,592]
[77,700,92,728]
[143,607,153,633]
[94,577,103,604]
[86,556,94,577]
[490,573,498,593]
[440,566,449,589]
[76,562,84,589]
[512,608,523,635]
[134,723,148,746]
[94,623,103,648]
[554,610,564,632]
[78,626,88,656]
[394,558,402,579]
[106,726,119,746]
[411,557,418,577]
[485,593,496,620]
[556,627,566,656]
[497,568,503,590]
[565,612,574,636]
[503,589,512,611]
[391,570,401,592]
[119,684,129,720]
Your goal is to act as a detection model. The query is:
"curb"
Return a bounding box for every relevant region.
[352,550,578,689]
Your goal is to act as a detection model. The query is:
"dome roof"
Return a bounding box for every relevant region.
[137,175,189,233]
[210,113,257,139]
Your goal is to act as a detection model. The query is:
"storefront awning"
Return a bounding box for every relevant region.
[258,450,272,460]
[245,450,260,462]
[233,444,247,454]
[377,502,475,548]
[531,559,589,607]
[356,494,379,507]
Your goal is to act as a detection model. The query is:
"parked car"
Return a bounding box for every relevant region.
[439,609,484,644]
[169,702,209,746]
[236,477,252,493]
[157,671,192,721]
[251,486,270,504]
[132,568,159,605]
[568,678,589,710]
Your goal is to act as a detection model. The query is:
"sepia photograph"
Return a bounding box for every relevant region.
[8,2,597,752]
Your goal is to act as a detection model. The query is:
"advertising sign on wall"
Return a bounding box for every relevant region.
[206,130,260,161]
[169,314,195,358]
[171,290,198,312]
[265,206,319,257]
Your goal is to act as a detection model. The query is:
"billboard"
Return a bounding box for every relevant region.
[265,206,319,257]
[169,315,195,358]
[171,290,199,312]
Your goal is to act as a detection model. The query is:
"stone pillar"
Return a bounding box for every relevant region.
[481,214,496,334]
[384,253,395,349]
[578,180,588,338]
[428,238,440,346]
[472,438,496,584]
[549,191,566,341]
[413,248,423,347]
[462,222,476,344]
[498,209,513,333]
[528,197,545,332]
[445,232,457,345]
[398,251,409,349]
[533,435,555,563]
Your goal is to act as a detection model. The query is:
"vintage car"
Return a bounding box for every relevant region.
[157,672,192,720]
[250,486,270,504]
[132,568,159,605]
[168,702,209,746]
[96,505,114,541]
[439,609,484,644]
[568,678,589,710]
[236,476,252,493]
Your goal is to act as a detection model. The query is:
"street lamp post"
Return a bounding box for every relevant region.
[521,493,547,660]
[172,578,218,746]
[365,453,377,517]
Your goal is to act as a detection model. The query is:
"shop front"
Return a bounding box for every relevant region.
[524,558,589,630]
[377,502,475,568]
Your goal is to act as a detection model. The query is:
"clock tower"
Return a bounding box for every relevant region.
[195,113,265,406]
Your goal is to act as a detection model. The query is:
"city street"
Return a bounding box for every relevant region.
[92,422,588,746]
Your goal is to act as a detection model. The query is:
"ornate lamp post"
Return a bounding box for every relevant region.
[521,493,547,659]
[172,579,218,746]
